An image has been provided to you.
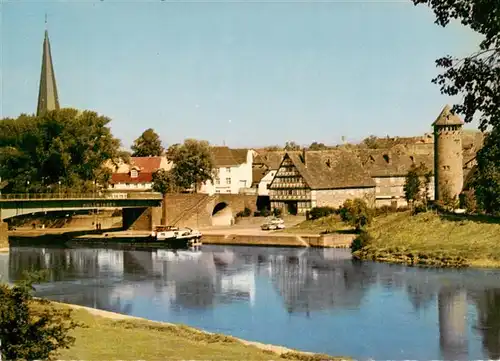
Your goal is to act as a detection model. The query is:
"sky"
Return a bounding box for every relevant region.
[1,0,483,149]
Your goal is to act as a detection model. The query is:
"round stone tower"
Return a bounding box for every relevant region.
[433,105,464,202]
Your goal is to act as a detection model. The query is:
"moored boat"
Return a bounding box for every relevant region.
[151,226,203,249]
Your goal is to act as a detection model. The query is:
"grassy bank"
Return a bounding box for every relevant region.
[353,211,500,268]
[47,303,346,360]
[280,214,352,234]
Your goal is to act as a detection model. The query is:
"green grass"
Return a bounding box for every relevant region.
[50,304,348,360]
[280,215,353,234]
[354,211,500,268]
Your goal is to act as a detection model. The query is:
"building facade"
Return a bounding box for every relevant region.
[199,147,255,195]
[269,150,376,214]
[107,156,171,196]
[433,105,464,202]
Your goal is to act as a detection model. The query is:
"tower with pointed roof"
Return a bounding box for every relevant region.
[433,105,464,202]
[36,20,60,116]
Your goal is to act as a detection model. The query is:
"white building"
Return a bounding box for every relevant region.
[199,147,255,195]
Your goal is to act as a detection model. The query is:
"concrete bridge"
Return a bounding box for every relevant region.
[0,192,163,221]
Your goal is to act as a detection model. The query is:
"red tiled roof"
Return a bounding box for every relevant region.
[130,157,163,172]
[110,172,153,184]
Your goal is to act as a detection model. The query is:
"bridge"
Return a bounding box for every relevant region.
[0,192,163,221]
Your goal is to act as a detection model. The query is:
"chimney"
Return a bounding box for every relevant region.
[302,148,307,167]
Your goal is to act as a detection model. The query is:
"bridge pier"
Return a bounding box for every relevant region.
[122,207,162,231]
[0,221,8,248]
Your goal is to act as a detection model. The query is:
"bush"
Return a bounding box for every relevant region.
[254,208,271,217]
[236,207,252,218]
[273,208,283,217]
[0,271,82,360]
[339,198,373,231]
[351,230,373,252]
[459,190,478,213]
[309,207,337,220]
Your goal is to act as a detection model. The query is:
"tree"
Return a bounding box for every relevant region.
[152,169,178,195]
[0,109,125,194]
[308,142,329,151]
[473,126,500,214]
[339,198,373,231]
[284,141,301,151]
[264,145,282,151]
[0,271,82,360]
[412,0,500,213]
[404,163,433,209]
[166,139,214,192]
[131,128,164,157]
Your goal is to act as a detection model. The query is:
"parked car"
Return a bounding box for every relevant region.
[261,217,285,231]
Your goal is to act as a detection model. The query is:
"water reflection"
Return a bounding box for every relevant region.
[1,245,500,360]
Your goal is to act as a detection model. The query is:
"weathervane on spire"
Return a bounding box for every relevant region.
[45,13,48,29]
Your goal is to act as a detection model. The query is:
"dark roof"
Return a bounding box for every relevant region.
[211,147,248,167]
[433,105,464,126]
[110,172,153,184]
[280,150,375,190]
[130,157,163,173]
[252,168,268,185]
[355,148,435,177]
[254,150,286,170]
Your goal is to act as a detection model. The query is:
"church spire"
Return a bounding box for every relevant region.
[36,18,60,116]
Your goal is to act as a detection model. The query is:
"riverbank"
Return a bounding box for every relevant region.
[352,211,500,268]
[48,302,347,360]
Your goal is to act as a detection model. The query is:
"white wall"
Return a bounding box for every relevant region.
[258,170,277,196]
[200,150,254,195]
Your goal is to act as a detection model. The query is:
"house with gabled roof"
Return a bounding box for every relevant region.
[199,147,255,195]
[268,150,376,214]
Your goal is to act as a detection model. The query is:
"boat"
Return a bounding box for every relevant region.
[151,225,203,248]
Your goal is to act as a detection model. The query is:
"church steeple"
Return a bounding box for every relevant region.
[36,18,60,116]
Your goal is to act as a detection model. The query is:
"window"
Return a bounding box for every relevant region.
[226,178,231,185]
[130,169,138,178]
[215,178,220,185]
[216,190,220,194]
[226,167,231,173]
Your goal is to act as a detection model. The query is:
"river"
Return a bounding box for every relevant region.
[0,244,499,360]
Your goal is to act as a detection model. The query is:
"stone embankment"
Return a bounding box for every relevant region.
[0,222,8,252]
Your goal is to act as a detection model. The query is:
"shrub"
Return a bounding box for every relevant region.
[351,230,373,252]
[273,208,283,217]
[309,206,337,220]
[459,190,478,214]
[339,198,373,231]
[236,207,251,218]
[0,271,82,360]
[254,208,271,217]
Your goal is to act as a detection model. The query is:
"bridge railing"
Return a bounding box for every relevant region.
[0,192,163,200]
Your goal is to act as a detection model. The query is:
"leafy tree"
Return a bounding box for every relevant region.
[264,145,282,151]
[308,142,329,151]
[166,139,214,192]
[0,109,125,194]
[404,163,433,209]
[412,0,500,213]
[0,271,82,360]
[473,127,500,214]
[131,128,164,157]
[152,169,178,195]
[284,141,301,151]
[339,198,373,231]
[362,135,381,149]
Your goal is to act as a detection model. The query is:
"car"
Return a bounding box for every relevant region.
[260,217,286,231]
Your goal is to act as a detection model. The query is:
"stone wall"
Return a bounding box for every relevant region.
[163,194,209,225]
[0,222,8,248]
[313,187,376,208]
[374,176,435,208]
[434,126,464,201]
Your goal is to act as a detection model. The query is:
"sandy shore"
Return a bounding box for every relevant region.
[63,302,315,357]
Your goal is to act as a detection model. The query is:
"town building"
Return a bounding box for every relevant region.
[269,150,376,214]
[107,156,171,196]
[251,151,284,196]
[199,147,255,195]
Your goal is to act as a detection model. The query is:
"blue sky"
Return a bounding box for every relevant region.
[1,0,482,149]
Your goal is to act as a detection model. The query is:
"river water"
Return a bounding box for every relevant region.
[0,245,499,360]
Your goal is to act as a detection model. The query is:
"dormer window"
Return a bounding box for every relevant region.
[130,169,138,178]
[325,159,331,168]
[410,156,414,163]
[383,154,390,163]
